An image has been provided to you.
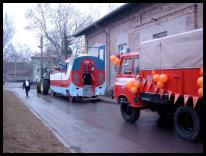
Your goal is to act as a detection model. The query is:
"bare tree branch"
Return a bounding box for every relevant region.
[3,13,15,50]
[25,3,101,65]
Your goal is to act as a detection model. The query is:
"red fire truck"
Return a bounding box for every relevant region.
[112,29,203,141]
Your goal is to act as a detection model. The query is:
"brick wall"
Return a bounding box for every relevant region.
[85,3,203,90]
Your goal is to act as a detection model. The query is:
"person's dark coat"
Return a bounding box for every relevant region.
[23,80,31,91]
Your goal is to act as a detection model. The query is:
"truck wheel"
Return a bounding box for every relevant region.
[120,102,140,123]
[37,82,41,94]
[174,106,201,142]
[40,80,49,95]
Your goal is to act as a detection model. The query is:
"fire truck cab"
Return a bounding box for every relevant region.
[113,29,203,142]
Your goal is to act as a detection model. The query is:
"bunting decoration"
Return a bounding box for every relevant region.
[167,90,173,100]
[192,96,199,108]
[183,95,190,106]
[154,87,158,93]
[159,88,165,97]
[174,93,180,104]
[142,78,147,87]
[147,81,152,90]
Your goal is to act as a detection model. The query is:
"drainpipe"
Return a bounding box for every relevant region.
[39,36,43,79]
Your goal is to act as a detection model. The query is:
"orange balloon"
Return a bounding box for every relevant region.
[159,74,168,83]
[153,74,160,82]
[130,87,137,94]
[110,55,116,62]
[133,80,140,89]
[197,77,203,88]
[198,88,203,97]
[114,58,120,66]
[156,81,164,89]
[126,81,133,89]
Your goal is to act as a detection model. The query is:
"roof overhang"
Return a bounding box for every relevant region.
[72,3,140,37]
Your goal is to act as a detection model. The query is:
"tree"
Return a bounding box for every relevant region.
[4,44,32,63]
[25,3,94,61]
[16,44,32,62]
[108,3,116,12]
[3,13,15,64]
[3,13,15,49]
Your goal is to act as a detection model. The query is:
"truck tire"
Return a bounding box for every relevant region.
[37,82,41,94]
[40,80,49,95]
[174,106,201,142]
[120,101,140,123]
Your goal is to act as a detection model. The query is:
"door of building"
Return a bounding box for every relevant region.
[98,45,105,62]
[98,45,106,86]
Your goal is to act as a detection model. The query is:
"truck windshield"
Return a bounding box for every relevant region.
[120,58,133,74]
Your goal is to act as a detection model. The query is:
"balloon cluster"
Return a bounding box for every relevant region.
[197,76,203,97]
[110,55,120,66]
[126,80,140,94]
[153,73,168,89]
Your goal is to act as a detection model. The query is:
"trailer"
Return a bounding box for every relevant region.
[112,29,203,141]
[37,47,106,102]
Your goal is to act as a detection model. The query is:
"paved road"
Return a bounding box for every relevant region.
[4,85,203,153]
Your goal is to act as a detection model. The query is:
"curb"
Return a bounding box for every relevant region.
[99,96,118,105]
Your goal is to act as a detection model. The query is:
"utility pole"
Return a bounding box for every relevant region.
[40,36,43,79]
[14,55,16,81]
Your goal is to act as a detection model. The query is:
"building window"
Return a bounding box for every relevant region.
[37,69,39,73]
[153,31,167,39]
[118,43,127,54]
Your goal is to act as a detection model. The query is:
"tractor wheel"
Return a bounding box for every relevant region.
[120,98,140,123]
[40,80,49,95]
[174,106,201,142]
[51,91,56,96]
[37,82,41,94]
[68,95,75,103]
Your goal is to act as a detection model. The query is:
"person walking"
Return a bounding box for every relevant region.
[23,77,31,97]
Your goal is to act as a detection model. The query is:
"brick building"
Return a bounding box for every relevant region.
[73,3,203,91]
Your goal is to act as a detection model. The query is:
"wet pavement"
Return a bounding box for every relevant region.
[4,85,203,153]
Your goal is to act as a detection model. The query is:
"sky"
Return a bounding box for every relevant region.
[3,3,124,54]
